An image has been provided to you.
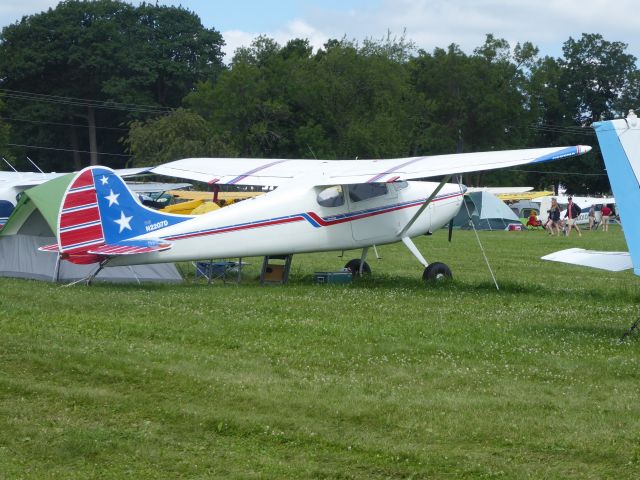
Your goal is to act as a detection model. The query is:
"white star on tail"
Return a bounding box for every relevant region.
[100,175,109,185]
[114,211,133,233]
[105,189,120,207]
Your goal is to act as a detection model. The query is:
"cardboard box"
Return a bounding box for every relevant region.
[263,264,285,282]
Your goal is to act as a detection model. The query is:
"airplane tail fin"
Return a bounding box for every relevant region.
[593,110,640,275]
[53,166,191,264]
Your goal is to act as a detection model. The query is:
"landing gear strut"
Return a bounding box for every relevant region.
[401,236,453,283]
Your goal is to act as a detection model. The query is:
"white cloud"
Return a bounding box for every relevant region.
[221,29,257,59]
[233,0,640,60]
[222,19,329,62]
[4,1,639,62]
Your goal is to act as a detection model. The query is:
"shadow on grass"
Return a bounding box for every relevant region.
[50,271,640,306]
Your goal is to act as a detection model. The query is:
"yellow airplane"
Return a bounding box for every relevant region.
[497,191,553,202]
[166,189,264,203]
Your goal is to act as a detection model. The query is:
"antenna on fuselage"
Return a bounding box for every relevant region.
[26,156,45,174]
[2,157,18,172]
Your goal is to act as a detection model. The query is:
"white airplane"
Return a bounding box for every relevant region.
[36,145,591,282]
[542,110,639,274]
[0,170,67,229]
[0,171,63,204]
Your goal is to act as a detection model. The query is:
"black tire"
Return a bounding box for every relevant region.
[422,262,452,282]
[344,259,371,277]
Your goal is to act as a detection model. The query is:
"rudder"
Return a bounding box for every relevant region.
[593,110,640,275]
[57,166,192,263]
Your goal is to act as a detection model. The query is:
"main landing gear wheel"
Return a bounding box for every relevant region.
[422,262,452,282]
[345,259,371,277]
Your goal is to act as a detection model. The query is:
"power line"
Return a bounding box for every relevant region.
[510,169,607,176]
[0,88,172,114]
[5,143,133,158]
[0,115,129,132]
[526,124,595,137]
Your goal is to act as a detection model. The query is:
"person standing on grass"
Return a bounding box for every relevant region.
[588,204,596,230]
[564,196,582,237]
[600,204,612,232]
[547,198,561,235]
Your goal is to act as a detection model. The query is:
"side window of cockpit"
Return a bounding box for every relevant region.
[348,183,388,203]
[317,186,345,207]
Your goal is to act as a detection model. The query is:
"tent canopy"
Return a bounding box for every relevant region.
[453,191,521,230]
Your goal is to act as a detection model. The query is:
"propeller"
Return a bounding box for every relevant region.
[448,218,454,242]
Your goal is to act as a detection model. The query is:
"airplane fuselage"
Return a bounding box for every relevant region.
[107,181,464,266]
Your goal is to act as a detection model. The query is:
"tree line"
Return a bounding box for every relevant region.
[1,0,639,193]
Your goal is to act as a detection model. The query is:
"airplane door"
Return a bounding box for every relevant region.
[347,183,400,242]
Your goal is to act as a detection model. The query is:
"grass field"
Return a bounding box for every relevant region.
[1,227,639,479]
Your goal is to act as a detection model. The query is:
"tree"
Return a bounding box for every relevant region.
[0,0,224,170]
[560,33,637,123]
[409,35,538,186]
[525,34,639,194]
[185,34,418,160]
[0,98,9,157]
[126,108,235,166]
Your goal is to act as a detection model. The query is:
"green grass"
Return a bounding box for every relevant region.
[1,227,639,479]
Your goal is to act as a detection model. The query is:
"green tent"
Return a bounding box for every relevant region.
[452,191,522,230]
[0,173,73,237]
[0,174,182,283]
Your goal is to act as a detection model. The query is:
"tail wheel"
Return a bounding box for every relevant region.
[344,259,371,277]
[422,262,452,282]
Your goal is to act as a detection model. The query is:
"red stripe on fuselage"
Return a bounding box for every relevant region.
[165,216,304,241]
[164,192,463,242]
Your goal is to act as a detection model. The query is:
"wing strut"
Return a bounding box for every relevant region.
[397,175,451,237]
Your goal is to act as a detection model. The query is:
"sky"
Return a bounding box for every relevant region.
[1,0,639,62]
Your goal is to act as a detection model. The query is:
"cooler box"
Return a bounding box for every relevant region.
[313,272,352,284]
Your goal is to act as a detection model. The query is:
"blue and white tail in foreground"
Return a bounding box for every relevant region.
[542,110,640,275]
[40,166,192,264]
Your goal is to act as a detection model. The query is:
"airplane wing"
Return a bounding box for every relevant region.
[0,172,65,189]
[0,168,149,189]
[150,145,591,187]
[541,248,633,272]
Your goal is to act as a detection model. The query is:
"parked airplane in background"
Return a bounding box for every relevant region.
[542,110,639,274]
[536,195,616,226]
[0,168,65,229]
[37,145,591,283]
[0,170,62,204]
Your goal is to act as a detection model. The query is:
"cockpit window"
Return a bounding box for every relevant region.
[317,185,345,207]
[348,183,388,202]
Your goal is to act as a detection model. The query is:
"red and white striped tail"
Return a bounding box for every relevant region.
[57,169,105,254]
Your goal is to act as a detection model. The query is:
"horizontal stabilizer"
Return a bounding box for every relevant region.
[87,240,172,256]
[541,248,632,272]
[38,243,60,252]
